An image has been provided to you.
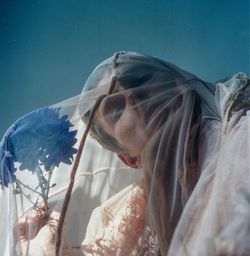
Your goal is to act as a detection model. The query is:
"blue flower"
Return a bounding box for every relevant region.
[7,107,78,172]
[0,144,16,187]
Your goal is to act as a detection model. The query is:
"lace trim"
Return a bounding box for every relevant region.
[82,181,148,255]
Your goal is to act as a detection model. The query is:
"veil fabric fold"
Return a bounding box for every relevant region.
[0,52,249,255]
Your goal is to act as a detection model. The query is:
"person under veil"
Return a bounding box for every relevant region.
[0,51,249,255]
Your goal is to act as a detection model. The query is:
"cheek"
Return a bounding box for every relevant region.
[115,111,136,138]
[115,109,146,153]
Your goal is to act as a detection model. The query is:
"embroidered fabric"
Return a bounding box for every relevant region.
[82,181,148,255]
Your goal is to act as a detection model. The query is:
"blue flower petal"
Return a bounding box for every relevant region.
[7,107,78,172]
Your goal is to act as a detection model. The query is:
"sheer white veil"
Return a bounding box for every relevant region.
[0,51,249,255]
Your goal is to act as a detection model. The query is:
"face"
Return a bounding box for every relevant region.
[94,83,149,157]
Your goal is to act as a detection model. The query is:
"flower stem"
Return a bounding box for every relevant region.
[15,180,39,209]
[35,166,50,217]
[16,179,42,197]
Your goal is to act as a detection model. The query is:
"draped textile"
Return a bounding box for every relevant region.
[0,52,249,256]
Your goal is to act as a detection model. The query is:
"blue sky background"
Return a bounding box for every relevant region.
[0,0,249,136]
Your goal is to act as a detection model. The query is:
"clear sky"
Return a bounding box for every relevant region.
[0,0,249,136]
